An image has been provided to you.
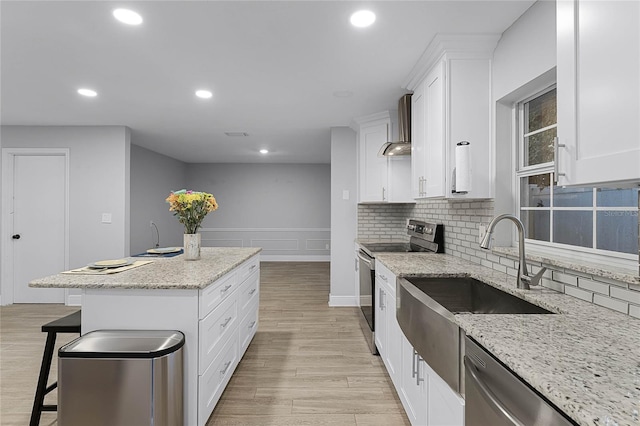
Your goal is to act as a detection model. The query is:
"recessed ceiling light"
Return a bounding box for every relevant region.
[259,149,269,154]
[113,9,143,25]
[350,10,376,28]
[77,88,97,97]
[195,90,212,99]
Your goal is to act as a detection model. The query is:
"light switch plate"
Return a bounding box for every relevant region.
[101,213,112,224]
[342,190,349,200]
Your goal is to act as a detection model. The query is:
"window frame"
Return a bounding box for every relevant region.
[513,85,638,269]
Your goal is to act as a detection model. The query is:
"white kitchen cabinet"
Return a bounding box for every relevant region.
[355,112,413,203]
[557,0,640,187]
[406,35,499,200]
[425,362,464,426]
[399,332,428,425]
[374,262,401,386]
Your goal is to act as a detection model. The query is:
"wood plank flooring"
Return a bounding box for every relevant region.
[208,262,409,425]
[0,262,409,426]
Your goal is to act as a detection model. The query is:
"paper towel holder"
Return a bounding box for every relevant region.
[451,141,470,194]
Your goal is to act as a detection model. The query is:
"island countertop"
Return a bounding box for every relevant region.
[375,252,640,426]
[29,247,262,290]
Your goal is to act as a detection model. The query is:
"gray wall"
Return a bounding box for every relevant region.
[129,144,187,255]
[329,127,358,306]
[186,163,330,260]
[1,125,130,304]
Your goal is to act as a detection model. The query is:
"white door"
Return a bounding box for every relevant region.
[12,155,66,303]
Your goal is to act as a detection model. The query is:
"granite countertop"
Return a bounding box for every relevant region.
[29,247,262,290]
[375,252,640,426]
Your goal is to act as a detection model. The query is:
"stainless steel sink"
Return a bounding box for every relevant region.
[406,277,553,314]
[396,276,554,396]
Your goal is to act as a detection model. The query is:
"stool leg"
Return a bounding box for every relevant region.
[30,331,56,426]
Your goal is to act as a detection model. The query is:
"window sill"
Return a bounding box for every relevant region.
[492,246,640,286]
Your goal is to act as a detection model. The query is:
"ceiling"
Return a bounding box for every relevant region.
[1,1,535,164]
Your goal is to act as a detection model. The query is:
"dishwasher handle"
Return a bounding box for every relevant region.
[464,356,526,426]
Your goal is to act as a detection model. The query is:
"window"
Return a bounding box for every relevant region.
[516,87,639,256]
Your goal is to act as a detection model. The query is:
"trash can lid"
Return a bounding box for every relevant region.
[59,330,185,359]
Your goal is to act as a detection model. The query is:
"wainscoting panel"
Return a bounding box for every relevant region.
[200,228,330,260]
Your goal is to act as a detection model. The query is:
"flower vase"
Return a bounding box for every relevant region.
[183,233,201,261]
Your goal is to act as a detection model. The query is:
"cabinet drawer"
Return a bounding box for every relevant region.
[199,270,238,320]
[199,295,238,374]
[239,302,259,355]
[198,330,239,426]
[376,263,396,298]
[238,255,259,284]
[238,272,259,319]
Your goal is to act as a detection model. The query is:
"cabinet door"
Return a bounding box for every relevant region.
[557,0,640,186]
[426,362,464,426]
[399,333,428,426]
[412,81,426,199]
[384,287,402,388]
[374,280,386,357]
[424,62,446,198]
[359,122,389,202]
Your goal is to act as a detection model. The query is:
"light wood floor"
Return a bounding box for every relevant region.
[0,262,409,426]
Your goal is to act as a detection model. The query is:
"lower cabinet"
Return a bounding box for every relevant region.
[375,261,464,426]
[197,255,260,426]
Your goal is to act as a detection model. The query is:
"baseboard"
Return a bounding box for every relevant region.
[260,255,330,262]
[328,295,358,307]
[67,294,82,306]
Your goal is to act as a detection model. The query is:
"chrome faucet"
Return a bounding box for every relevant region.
[479,214,547,290]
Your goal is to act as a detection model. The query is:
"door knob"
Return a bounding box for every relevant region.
[12,234,20,240]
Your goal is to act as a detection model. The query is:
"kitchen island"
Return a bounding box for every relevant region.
[375,252,640,426]
[30,247,262,426]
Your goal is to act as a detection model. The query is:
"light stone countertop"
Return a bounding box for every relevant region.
[375,252,640,426]
[29,247,262,290]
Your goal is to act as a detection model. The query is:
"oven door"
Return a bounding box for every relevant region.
[357,250,377,354]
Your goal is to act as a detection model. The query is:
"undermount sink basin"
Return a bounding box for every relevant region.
[405,276,553,314]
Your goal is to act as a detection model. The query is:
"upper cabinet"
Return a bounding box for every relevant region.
[557,0,640,187]
[354,111,413,203]
[406,35,500,200]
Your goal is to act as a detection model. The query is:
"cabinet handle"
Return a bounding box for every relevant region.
[248,320,256,329]
[416,353,425,385]
[220,360,232,376]
[379,274,388,282]
[220,316,233,328]
[412,349,417,378]
[379,288,385,309]
[553,137,566,184]
[382,187,386,201]
[249,264,256,271]
[221,284,233,294]
[248,288,257,295]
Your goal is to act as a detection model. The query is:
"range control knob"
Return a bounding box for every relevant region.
[12,234,21,240]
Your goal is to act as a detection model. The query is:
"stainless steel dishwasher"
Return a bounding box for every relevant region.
[464,336,576,426]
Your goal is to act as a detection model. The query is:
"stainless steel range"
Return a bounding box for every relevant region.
[357,219,444,355]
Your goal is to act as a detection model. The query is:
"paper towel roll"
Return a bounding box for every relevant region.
[454,141,471,194]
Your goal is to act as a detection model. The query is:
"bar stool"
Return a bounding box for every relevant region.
[30,310,81,426]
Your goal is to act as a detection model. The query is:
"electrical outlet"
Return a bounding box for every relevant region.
[479,225,487,240]
[325,244,330,250]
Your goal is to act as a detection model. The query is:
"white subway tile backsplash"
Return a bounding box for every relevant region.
[593,294,628,314]
[358,198,639,317]
[610,287,640,305]
[577,278,610,295]
[552,271,578,286]
[565,286,594,302]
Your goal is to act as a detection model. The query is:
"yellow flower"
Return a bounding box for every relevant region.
[166,190,218,234]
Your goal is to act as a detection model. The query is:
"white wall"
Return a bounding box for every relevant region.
[1,125,130,304]
[329,127,358,306]
[129,144,187,255]
[186,163,330,260]
[492,0,556,245]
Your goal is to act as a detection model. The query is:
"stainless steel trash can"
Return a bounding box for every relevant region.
[58,330,184,426]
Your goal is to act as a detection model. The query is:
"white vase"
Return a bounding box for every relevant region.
[183,233,201,260]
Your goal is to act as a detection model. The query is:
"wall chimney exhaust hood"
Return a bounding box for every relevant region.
[378,93,412,156]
